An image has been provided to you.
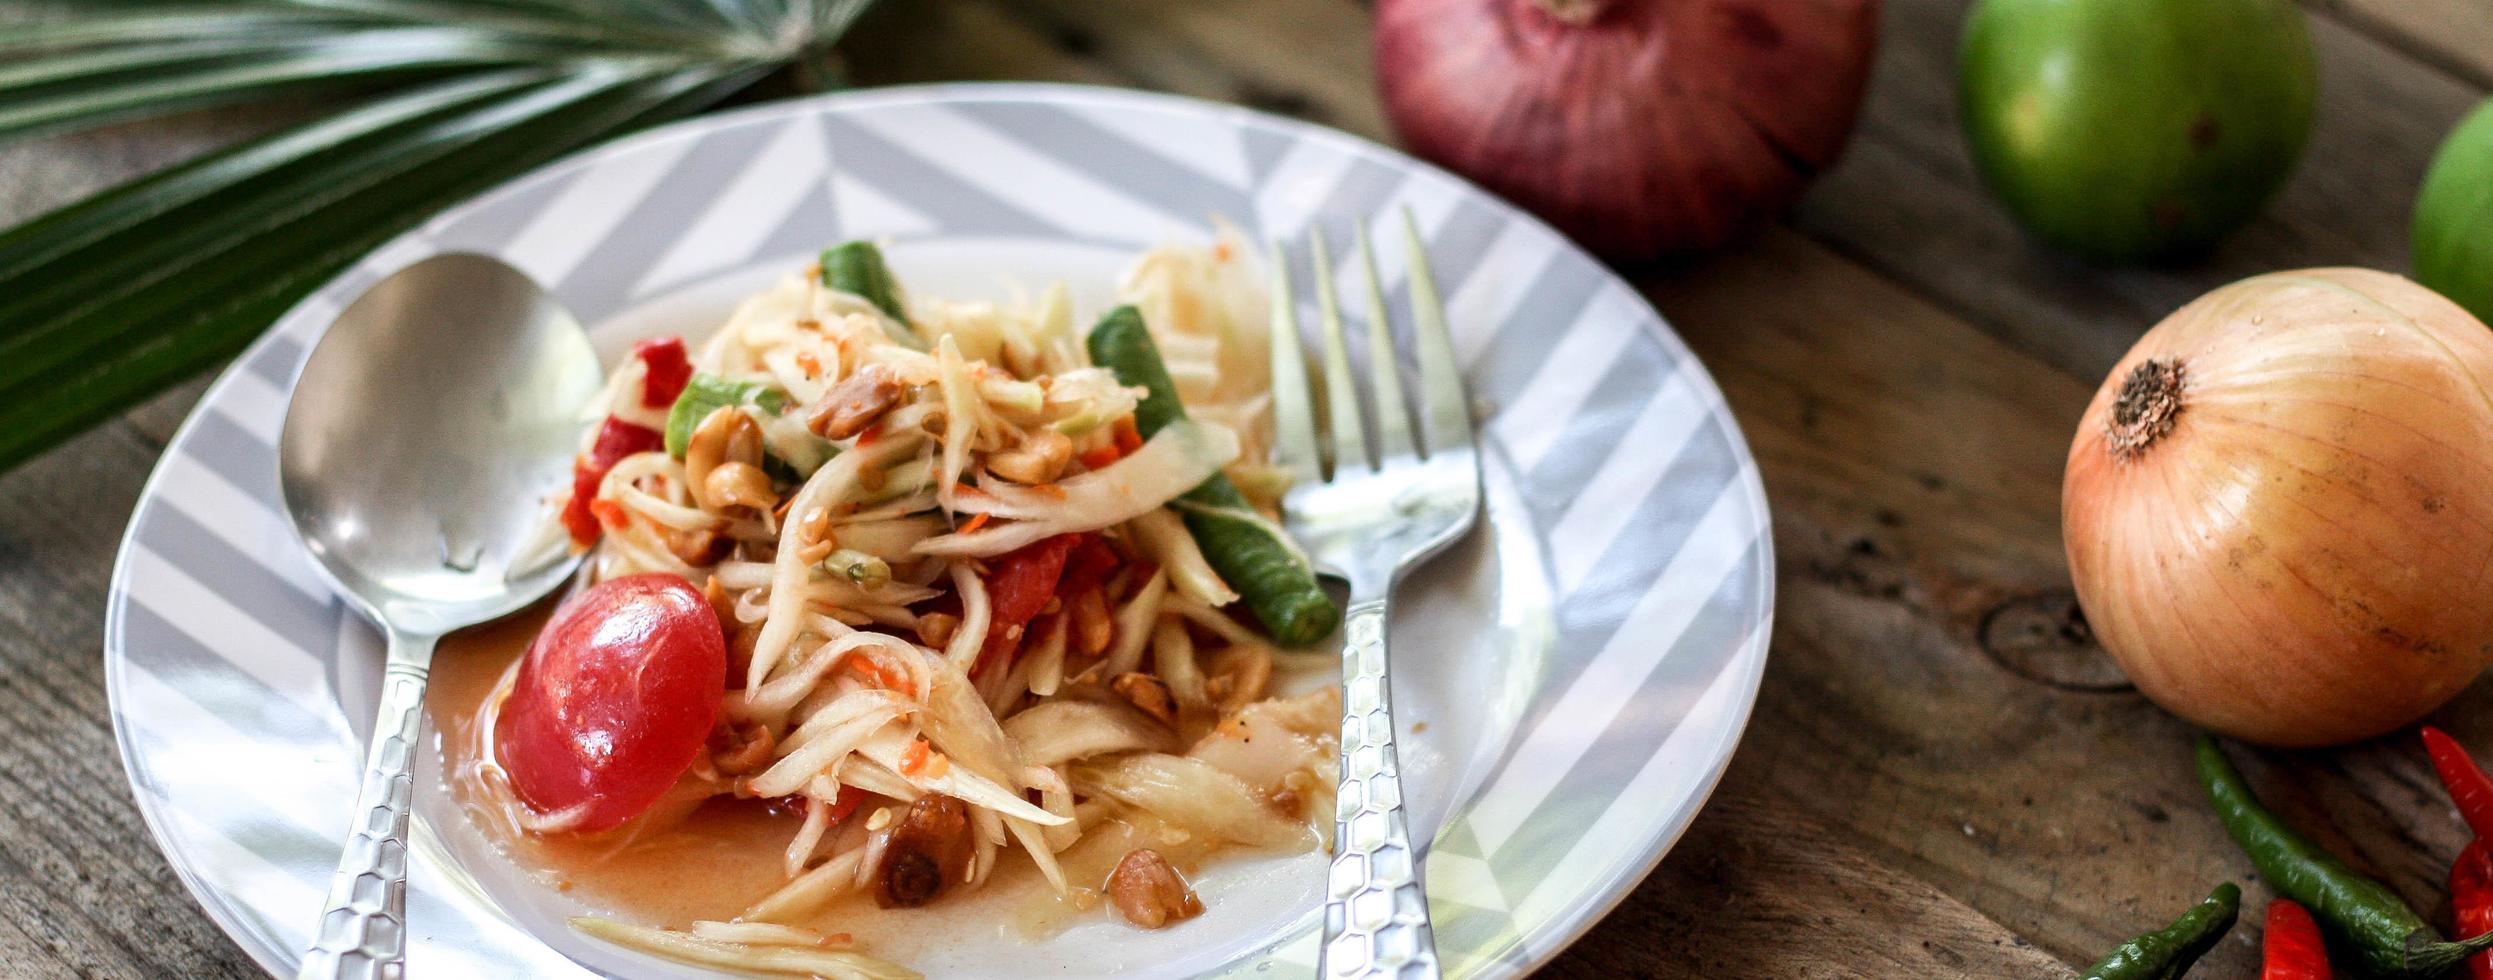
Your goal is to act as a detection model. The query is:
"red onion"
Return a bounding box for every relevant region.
[1374,0,1880,258]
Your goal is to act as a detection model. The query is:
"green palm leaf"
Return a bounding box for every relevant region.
[0,0,875,471]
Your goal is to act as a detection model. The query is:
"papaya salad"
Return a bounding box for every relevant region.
[461,236,1346,978]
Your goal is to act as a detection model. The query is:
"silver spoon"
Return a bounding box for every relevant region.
[279,253,601,980]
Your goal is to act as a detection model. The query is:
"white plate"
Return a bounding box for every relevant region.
[104,83,1773,978]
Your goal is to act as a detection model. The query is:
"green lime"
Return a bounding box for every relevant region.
[1958,0,2316,262]
[2415,98,2493,325]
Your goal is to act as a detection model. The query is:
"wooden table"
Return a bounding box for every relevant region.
[3,0,2487,976]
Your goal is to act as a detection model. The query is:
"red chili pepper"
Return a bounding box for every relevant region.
[2261,898,2331,980]
[1111,414,1144,455]
[632,335,692,408]
[561,416,665,545]
[2424,726,2493,841]
[2454,839,2493,979]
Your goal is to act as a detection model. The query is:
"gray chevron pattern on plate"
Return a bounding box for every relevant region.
[105,84,1772,979]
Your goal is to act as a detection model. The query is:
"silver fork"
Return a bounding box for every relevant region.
[1269,211,1479,980]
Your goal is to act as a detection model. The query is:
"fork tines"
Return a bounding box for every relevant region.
[1266,209,1473,484]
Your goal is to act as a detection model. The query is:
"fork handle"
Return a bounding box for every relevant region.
[300,625,436,980]
[1320,598,1441,980]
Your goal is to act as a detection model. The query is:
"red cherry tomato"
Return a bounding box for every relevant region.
[1057,536,1121,599]
[988,534,1085,629]
[977,533,1095,670]
[496,574,726,833]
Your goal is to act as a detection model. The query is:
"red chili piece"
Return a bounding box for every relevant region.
[561,416,664,545]
[2455,839,2493,980]
[2261,898,2331,980]
[633,335,692,408]
[2424,726,2493,841]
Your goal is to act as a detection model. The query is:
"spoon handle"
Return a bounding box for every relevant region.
[300,626,437,980]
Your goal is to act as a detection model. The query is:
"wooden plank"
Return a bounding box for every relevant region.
[0,2,2097,976]
[840,14,2103,974]
[1,2,2476,977]
[855,10,2119,969]
[2313,0,2493,91]
[1641,226,2493,975]
[120,378,213,451]
[0,912,86,980]
[995,0,1390,140]
[906,5,2303,968]
[0,420,262,979]
[1796,0,2490,384]
[0,100,314,231]
[1543,783,2076,978]
[843,0,1125,88]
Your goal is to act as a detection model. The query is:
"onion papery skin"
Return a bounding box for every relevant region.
[1373,0,1880,259]
[2064,268,2493,747]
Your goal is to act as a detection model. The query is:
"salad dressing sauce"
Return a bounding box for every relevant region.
[428,610,802,926]
[423,612,1213,954]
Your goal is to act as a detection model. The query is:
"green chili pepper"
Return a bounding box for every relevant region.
[2078,882,2238,980]
[820,241,923,349]
[664,373,787,459]
[1085,305,1341,646]
[2196,734,2493,977]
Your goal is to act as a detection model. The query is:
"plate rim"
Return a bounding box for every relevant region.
[102,79,1776,979]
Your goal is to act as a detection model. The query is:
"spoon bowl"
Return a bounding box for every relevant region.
[278,252,600,978]
[282,253,601,632]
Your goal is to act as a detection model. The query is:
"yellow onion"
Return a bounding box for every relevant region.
[2063,268,2493,746]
